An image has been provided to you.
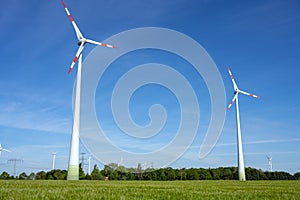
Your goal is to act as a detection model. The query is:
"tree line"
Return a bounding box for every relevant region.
[1,163,299,181]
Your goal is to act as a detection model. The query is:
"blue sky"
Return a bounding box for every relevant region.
[0,0,299,175]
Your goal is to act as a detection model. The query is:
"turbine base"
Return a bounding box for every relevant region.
[239,171,246,181]
[67,165,79,180]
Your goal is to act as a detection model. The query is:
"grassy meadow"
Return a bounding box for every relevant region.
[0,180,299,200]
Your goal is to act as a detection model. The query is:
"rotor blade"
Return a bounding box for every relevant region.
[228,67,238,90]
[227,93,238,111]
[239,90,260,98]
[68,44,84,74]
[85,39,117,48]
[62,1,83,40]
[3,149,11,152]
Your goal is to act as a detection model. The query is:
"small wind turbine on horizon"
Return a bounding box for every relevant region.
[117,157,123,167]
[61,0,117,180]
[226,67,260,181]
[52,152,57,170]
[87,155,92,175]
[266,155,272,172]
[0,144,11,157]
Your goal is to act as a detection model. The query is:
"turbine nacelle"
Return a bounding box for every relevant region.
[227,67,260,111]
[78,38,86,46]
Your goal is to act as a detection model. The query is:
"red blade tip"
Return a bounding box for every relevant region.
[68,68,72,74]
[62,1,67,8]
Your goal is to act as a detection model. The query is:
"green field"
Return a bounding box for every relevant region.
[0,180,299,200]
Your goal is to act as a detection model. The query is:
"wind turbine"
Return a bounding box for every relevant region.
[0,144,11,157]
[61,1,117,180]
[87,155,92,175]
[266,155,272,172]
[117,157,123,167]
[227,67,260,181]
[52,152,57,170]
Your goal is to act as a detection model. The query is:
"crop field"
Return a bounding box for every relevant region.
[0,180,299,200]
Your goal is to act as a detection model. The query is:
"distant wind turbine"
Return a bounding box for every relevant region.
[52,152,57,170]
[0,144,11,157]
[61,1,117,180]
[227,67,260,181]
[117,157,123,167]
[87,156,92,175]
[266,155,272,172]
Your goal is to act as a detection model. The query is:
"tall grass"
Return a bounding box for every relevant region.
[0,180,299,200]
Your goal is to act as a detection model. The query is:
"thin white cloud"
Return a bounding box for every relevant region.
[195,137,300,148]
[210,151,300,157]
[0,90,71,134]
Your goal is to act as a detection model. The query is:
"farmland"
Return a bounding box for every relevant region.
[0,180,299,200]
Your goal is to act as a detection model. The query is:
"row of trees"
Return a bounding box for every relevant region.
[1,163,299,181]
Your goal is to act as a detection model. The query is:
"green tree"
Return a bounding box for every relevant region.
[209,168,221,180]
[27,172,36,180]
[0,171,11,179]
[264,171,294,180]
[19,172,27,180]
[110,170,119,180]
[294,172,300,180]
[117,165,127,173]
[45,171,54,180]
[103,164,113,177]
[35,171,46,180]
[177,169,187,180]
[79,163,85,179]
[165,167,176,181]
[186,168,199,180]
[143,171,153,180]
[246,167,267,180]
[222,168,233,180]
[198,168,212,180]
[159,170,166,181]
[91,164,104,180]
[53,170,67,180]
[126,171,136,180]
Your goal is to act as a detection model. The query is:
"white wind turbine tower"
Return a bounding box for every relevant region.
[227,67,260,181]
[266,155,272,172]
[0,144,11,157]
[117,157,123,167]
[61,1,117,180]
[87,156,92,175]
[52,152,57,170]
